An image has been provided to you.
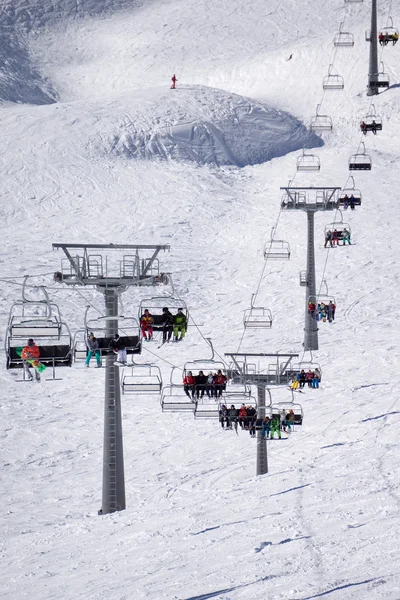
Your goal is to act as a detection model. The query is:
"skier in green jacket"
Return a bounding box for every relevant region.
[173,308,187,341]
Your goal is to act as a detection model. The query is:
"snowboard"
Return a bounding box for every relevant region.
[16,347,47,373]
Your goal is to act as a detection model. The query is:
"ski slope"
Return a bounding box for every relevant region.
[1,0,400,598]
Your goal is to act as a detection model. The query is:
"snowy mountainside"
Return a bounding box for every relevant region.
[93,85,322,166]
[1,0,400,599]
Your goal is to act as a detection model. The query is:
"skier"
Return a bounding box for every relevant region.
[85,332,102,368]
[371,120,378,135]
[195,370,208,399]
[238,405,248,429]
[21,338,41,382]
[314,367,322,387]
[183,371,195,399]
[342,228,351,245]
[140,309,154,341]
[332,229,339,246]
[170,74,177,89]
[360,121,367,135]
[324,230,333,248]
[327,300,336,323]
[213,369,227,397]
[219,404,228,428]
[286,409,296,432]
[161,307,174,343]
[206,371,215,398]
[305,369,314,387]
[173,308,187,341]
[349,196,356,210]
[261,416,271,439]
[299,369,306,388]
[110,334,127,365]
[270,416,282,439]
[228,405,238,431]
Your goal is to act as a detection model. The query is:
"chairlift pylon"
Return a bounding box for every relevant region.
[310,104,333,132]
[322,65,344,90]
[296,148,321,172]
[333,22,354,47]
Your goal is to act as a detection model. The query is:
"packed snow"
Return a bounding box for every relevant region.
[1,0,400,599]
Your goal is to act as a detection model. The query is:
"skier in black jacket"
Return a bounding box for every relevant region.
[161,307,173,343]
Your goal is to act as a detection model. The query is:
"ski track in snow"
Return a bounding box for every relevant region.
[1,0,400,599]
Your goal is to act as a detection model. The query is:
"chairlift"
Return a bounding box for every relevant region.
[345,0,363,3]
[308,294,336,323]
[296,148,321,172]
[310,104,333,132]
[138,296,188,339]
[243,298,273,329]
[299,271,308,287]
[160,385,196,412]
[264,239,291,260]
[121,363,162,394]
[5,296,72,381]
[333,22,354,47]
[82,313,141,360]
[360,104,382,135]
[379,17,399,46]
[369,62,390,90]
[324,220,352,246]
[271,402,304,427]
[338,177,362,207]
[349,142,372,171]
[322,65,344,90]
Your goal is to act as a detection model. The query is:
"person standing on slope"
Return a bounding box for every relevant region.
[171,74,177,89]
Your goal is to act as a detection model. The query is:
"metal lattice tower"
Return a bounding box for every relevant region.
[367,0,379,96]
[280,187,340,351]
[225,352,299,475]
[53,243,170,514]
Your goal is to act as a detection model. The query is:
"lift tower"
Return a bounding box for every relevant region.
[53,243,170,514]
[225,352,299,475]
[367,0,379,96]
[280,187,340,351]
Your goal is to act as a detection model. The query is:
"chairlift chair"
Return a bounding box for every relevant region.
[296,149,321,172]
[324,222,352,246]
[271,402,304,427]
[84,314,142,359]
[338,177,362,206]
[322,65,344,90]
[334,23,354,47]
[243,306,273,329]
[310,112,333,132]
[345,0,363,3]
[369,62,390,90]
[379,17,399,46]
[160,384,196,412]
[121,363,162,394]
[264,239,291,260]
[360,105,382,134]
[299,271,308,287]
[138,296,188,338]
[349,142,372,171]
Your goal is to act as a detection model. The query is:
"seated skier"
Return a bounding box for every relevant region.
[21,338,41,382]
[173,308,187,341]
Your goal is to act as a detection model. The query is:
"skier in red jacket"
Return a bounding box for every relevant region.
[171,74,177,89]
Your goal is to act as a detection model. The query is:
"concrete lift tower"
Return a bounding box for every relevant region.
[225,352,299,475]
[280,187,340,351]
[53,243,170,515]
[367,0,379,96]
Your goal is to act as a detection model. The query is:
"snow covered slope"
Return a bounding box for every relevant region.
[1,0,400,599]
